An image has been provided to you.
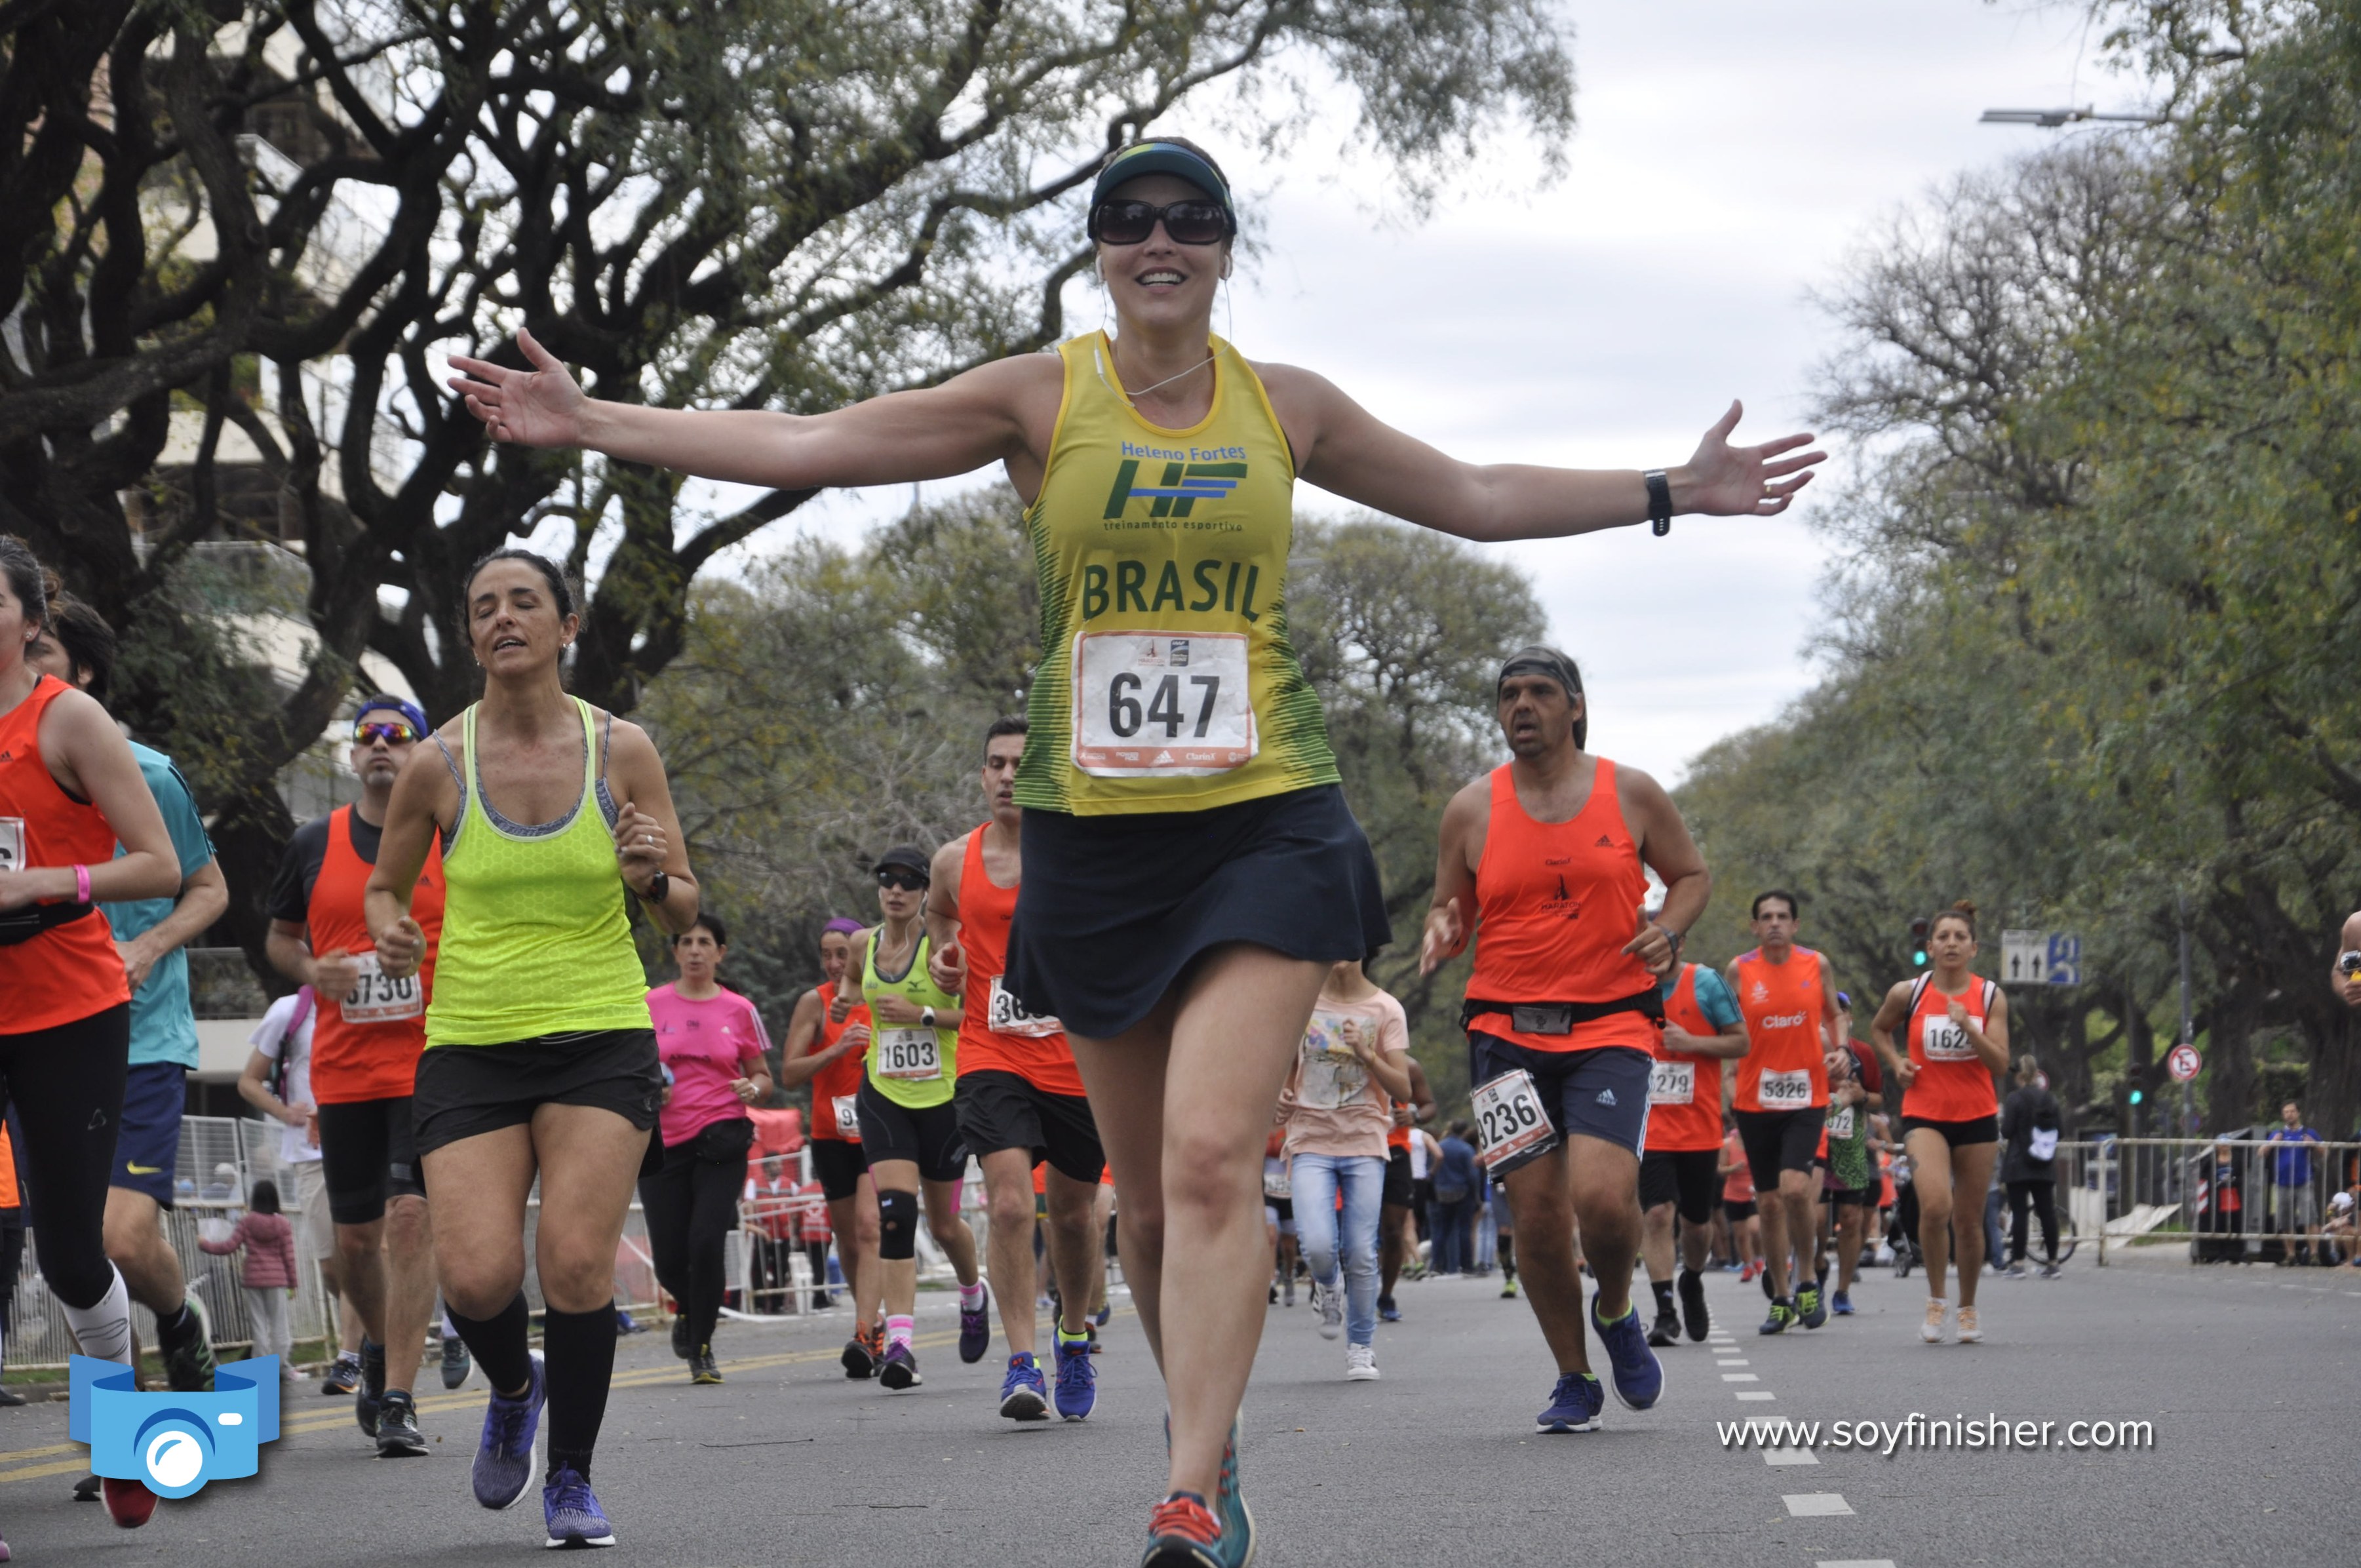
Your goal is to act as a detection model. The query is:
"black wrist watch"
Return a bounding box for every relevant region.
[1656,922,1685,957]
[639,869,669,907]
[1644,469,1673,536]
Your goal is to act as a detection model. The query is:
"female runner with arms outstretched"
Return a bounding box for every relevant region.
[449,138,1822,1568]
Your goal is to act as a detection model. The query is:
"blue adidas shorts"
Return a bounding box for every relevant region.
[111,1062,188,1207]
[1466,1035,1652,1159]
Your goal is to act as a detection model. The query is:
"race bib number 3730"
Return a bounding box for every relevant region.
[341,952,422,1025]
[1072,631,1256,777]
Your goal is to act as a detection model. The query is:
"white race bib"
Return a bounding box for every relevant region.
[875,1028,943,1081]
[1921,1015,1977,1061]
[1071,631,1255,777]
[1472,1069,1556,1170]
[1758,1068,1812,1108]
[1649,1060,1695,1107]
[832,1095,860,1138]
[1828,1105,1856,1140]
[340,952,422,1024]
[1263,1162,1292,1200]
[986,975,1061,1038]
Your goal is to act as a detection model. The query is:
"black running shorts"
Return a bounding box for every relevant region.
[1383,1144,1413,1209]
[853,1080,968,1185]
[1901,1113,2000,1149]
[317,1096,426,1225]
[810,1137,870,1202]
[953,1069,1104,1184]
[1734,1105,1827,1191]
[1723,1198,1759,1223]
[1639,1147,1721,1226]
[411,1030,663,1161]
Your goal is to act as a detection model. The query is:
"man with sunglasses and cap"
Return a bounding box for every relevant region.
[1422,646,1713,1436]
[265,694,449,1455]
[839,843,986,1390]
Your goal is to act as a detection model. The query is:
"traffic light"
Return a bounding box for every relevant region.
[1908,916,1930,969]
[2128,1088,2145,1107]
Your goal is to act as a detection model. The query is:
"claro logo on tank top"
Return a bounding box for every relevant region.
[1759,1011,1810,1029]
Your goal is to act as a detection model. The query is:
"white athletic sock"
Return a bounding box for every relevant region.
[63,1265,134,1367]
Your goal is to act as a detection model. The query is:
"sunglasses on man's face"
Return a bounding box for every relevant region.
[355,722,420,746]
[876,870,927,893]
[1091,199,1230,247]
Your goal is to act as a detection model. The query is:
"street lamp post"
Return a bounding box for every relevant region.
[1979,106,2171,127]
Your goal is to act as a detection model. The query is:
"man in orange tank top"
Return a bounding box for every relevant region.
[1726,890,1846,1335]
[265,696,449,1454]
[779,919,880,1375]
[927,718,1106,1424]
[1424,648,1711,1434]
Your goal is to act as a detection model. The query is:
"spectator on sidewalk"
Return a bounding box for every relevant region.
[2263,1102,2324,1264]
[198,1179,301,1381]
[1999,1055,2063,1276]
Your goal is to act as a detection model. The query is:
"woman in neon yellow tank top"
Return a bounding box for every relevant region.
[450,137,1824,1567]
[365,549,699,1549]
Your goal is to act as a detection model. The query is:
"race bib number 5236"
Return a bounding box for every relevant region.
[1072,631,1256,777]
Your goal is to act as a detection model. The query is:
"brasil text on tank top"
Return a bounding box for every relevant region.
[1014,332,1338,815]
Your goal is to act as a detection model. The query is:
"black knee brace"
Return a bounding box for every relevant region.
[876,1188,919,1261]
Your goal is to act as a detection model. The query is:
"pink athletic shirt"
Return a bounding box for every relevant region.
[648,983,771,1148]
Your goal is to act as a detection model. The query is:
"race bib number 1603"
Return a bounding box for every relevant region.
[1072,631,1256,777]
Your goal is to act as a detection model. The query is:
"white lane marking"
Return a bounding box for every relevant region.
[1785,1493,1853,1516]
[1721,1373,1760,1382]
[1735,1391,1776,1401]
[1763,1447,1821,1466]
[1816,1560,1896,1567]
[1715,1358,1749,1365]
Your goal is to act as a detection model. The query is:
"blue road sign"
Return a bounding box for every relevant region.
[2046,933,2081,986]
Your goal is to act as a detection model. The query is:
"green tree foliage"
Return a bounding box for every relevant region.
[1683,0,2361,1136]
[0,0,1575,966]
[638,498,1542,1113]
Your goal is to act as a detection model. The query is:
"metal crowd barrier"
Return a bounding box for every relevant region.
[2048,1138,2361,1266]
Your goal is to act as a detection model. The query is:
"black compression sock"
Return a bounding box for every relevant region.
[155,1302,198,1346]
[1651,1280,1675,1315]
[448,1293,534,1396]
[543,1301,619,1482]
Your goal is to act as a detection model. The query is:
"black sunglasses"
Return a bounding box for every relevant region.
[1090,199,1232,247]
[876,869,927,892]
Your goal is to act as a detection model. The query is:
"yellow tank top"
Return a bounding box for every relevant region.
[1013,331,1338,815]
[425,700,654,1047]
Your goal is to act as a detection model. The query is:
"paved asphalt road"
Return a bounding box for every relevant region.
[3,1249,2356,1566]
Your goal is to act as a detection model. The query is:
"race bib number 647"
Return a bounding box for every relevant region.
[1072,631,1256,777]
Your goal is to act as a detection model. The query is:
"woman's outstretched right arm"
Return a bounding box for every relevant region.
[446,330,1051,492]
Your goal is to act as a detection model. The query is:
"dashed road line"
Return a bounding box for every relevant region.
[1784,1493,1853,1516]
[1763,1445,1820,1466]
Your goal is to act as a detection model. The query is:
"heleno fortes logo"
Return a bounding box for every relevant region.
[1102,441,1247,519]
[72,1352,281,1499]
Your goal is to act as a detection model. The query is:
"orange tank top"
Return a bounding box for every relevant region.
[1465,759,1658,1055]
[809,984,871,1141]
[307,806,446,1104]
[1731,947,1829,1112]
[1903,973,2000,1122]
[954,825,1083,1095]
[0,675,129,1033]
[0,1123,18,1209]
[1645,965,1727,1152]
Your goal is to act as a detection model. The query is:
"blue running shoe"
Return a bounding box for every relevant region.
[1796,1280,1828,1329]
[959,1283,991,1364]
[471,1350,545,1511]
[1592,1291,1664,1411]
[1094,1302,1112,1327]
[541,1465,615,1549]
[1000,1354,1049,1421]
[1054,1336,1097,1421]
[1213,1418,1253,1563]
[1831,1289,1856,1316]
[1536,1371,1604,1434]
[1140,1491,1224,1568]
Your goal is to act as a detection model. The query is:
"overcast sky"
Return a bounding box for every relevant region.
[709,0,2128,785]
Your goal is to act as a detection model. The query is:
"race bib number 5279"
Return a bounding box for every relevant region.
[1072,631,1256,777]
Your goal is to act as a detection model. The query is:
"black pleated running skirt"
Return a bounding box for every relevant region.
[1004,783,1393,1040]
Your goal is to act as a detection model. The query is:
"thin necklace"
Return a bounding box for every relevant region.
[1096,339,1213,408]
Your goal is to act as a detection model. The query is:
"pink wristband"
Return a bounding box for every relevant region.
[73,863,90,903]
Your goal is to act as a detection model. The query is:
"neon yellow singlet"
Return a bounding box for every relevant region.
[1013,331,1338,815]
[425,701,654,1047]
[861,927,960,1111]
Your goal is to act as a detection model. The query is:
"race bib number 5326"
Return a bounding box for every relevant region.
[1072,631,1256,777]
